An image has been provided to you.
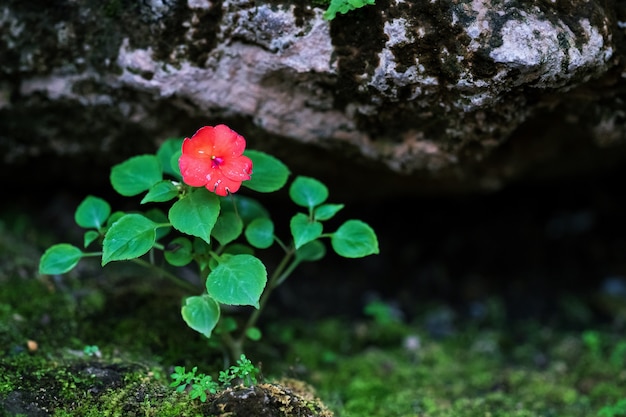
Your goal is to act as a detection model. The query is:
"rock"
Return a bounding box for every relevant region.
[206,379,334,417]
[1,0,625,194]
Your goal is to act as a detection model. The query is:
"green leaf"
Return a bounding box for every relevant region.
[243,150,290,193]
[106,211,125,228]
[246,327,262,341]
[221,195,269,224]
[222,243,255,256]
[323,0,375,20]
[170,151,182,179]
[219,316,239,333]
[164,237,193,267]
[181,295,220,338]
[314,203,344,221]
[211,212,243,246]
[192,237,212,272]
[141,180,179,204]
[157,138,184,178]
[289,176,328,209]
[102,214,158,265]
[290,213,323,250]
[169,188,220,244]
[295,240,326,262]
[208,255,220,271]
[331,219,379,258]
[39,244,83,275]
[75,196,111,230]
[245,218,274,249]
[83,230,100,248]
[206,254,267,307]
[110,155,162,197]
[144,208,170,241]
[193,237,212,257]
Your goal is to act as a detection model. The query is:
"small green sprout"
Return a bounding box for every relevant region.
[364,299,400,325]
[190,374,219,402]
[169,366,198,393]
[229,354,259,386]
[83,345,100,357]
[170,355,260,402]
[323,0,376,20]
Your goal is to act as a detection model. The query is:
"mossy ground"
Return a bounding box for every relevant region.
[277,316,626,416]
[1,208,626,417]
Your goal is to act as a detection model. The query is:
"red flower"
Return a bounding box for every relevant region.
[179,125,253,196]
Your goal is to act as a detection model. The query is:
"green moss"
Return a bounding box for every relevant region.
[271,315,626,417]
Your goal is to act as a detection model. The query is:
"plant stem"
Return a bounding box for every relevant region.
[130,258,199,293]
[221,332,243,365]
[225,246,297,360]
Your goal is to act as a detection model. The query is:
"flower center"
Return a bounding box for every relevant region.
[211,155,224,168]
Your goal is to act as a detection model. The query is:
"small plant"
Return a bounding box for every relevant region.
[170,365,219,402]
[82,345,101,357]
[598,399,626,417]
[322,0,376,20]
[583,330,602,358]
[39,124,379,363]
[582,330,626,367]
[364,299,401,325]
[170,354,260,402]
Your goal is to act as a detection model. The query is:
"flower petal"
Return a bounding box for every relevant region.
[221,155,253,182]
[212,124,246,157]
[179,153,213,187]
[206,174,243,197]
[183,127,216,157]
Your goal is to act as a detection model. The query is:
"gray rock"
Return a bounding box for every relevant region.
[1,0,624,193]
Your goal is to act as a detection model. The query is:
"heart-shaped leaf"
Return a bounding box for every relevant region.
[206,254,267,307]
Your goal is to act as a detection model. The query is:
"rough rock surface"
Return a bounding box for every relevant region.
[1,0,625,194]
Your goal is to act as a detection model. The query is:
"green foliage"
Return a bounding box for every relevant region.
[141,180,179,204]
[323,0,376,20]
[211,211,244,246]
[156,137,184,178]
[599,399,626,417]
[164,237,193,266]
[243,150,290,193]
[39,243,84,274]
[314,203,344,221]
[38,130,379,363]
[289,176,328,210]
[170,355,259,402]
[223,354,260,387]
[245,327,262,341]
[83,345,101,357]
[331,219,379,258]
[74,195,110,229]
[363,300,399,325]
[181,295,220,338]
[110,155,162,196]
[101,214,159,265]
[290,212,323,249]
[295,240,326,262]
[170,365,219,403]
[245,217,275,249]
[169,188,220,245]
[205,254,267,307]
